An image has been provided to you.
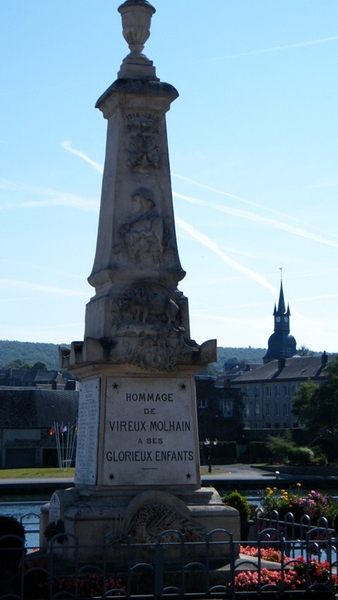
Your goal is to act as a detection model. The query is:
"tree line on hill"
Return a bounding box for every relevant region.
[0,339,268,372]
[0,340,59,370]
[0,339,322,375]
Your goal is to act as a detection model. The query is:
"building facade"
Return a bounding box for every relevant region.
[195,374,244,442]
[0,368,65,389]
[230,353,330,430]
[0,389,78,468]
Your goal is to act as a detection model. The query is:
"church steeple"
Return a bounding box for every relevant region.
[275,279,286,313]
[273,279,291,335]
[263,275,297,364]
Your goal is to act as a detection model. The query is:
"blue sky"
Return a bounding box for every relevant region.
[1,1,338,354]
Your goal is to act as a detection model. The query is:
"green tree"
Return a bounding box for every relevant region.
[297,345,315,356]
[3,359,25,369]
[266,431,295,463]
[20,362,33,369]
[292,356,338,438]
[265,431,315,465]
[292,380,320,434]
[3,358,49,370]
[32,360,48,371]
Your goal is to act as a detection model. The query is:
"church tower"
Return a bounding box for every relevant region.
[263,277,297,364]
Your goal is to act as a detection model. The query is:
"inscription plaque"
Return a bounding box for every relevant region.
[102,377,199,486]
[74,378,100,485]
[49,492,61,523]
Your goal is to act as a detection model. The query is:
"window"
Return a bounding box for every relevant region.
[283,385,289,397]
[197,398,208,409]
[219,399,233,418]
[265,403,270,417]
[274,403,280,417]
[283,403,289,416]
[266,386,271,397]
[254,386,259,397]
[254,403,259,416]
[274,386,279,397]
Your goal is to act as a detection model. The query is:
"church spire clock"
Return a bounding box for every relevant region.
[263,275,297,364]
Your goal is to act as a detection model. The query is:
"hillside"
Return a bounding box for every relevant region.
[216,346,265,365]
[0,340,60,370]
[0,340,266,372]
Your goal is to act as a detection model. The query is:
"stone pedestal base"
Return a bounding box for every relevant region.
[40,486,239,563]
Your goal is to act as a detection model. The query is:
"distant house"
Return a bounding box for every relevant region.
[230,353,331,430]
[0,369,65,390]
[0,389,78,468]
[195,375,244,442]
[221,359,262,381]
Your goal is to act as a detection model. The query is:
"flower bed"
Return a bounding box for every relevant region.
[261,484,338,525]
[240,544,289,563]
[236,545,338,595]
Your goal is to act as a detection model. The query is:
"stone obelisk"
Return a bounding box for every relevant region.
[42,0,238,559]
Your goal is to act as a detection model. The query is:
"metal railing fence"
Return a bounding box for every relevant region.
[0,511,337,599]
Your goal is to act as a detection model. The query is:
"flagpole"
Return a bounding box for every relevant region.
[54,421,62,470]
[50,420,77,470]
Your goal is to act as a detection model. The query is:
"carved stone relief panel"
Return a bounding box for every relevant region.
[115,187,171,265]
[124,502,206,543]
[120,283,180,327]
[102,282,202,370]
[125,111,160,173]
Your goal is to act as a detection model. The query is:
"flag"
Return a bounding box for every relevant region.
[60,424,68,434]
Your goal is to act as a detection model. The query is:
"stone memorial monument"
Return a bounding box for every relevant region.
[41,0,239,560]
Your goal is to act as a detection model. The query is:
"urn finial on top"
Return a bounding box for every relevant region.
[117,0,157,79]
[118,0,155,54]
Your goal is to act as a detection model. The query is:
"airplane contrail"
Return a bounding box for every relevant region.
[0,258,85,280]
[0,279,88,298]
[0,183,98,212]
[174,191,338,249]
[173,173,338,241]
[175,216,278,298]
[176,216,309,323]
[59,145,338,248]
[60,143,338,249]
[61,141,103,174]
[211,35,338,61]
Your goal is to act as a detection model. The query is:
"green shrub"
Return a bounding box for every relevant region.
[314,450,328,466]
[265,432,295,463]
[223,490,251,522]
[289,446,315,465]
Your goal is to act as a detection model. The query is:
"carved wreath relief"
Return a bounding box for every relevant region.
[124,502,206,543]
[105,503,206,544]
[125,112,160,173]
